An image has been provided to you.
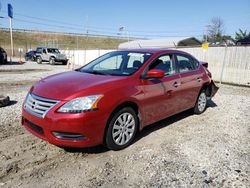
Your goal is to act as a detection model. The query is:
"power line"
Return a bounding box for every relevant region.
[14,17,203,38]
[14,18,84,31]
[1,10,206,39]
[8,11,205,35]
[15,12,84,27]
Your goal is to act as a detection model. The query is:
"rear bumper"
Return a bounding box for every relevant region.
[21,107,108,148]
[210,80,219,98]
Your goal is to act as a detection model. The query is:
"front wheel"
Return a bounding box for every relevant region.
[194,90,207,114]
[105,107,138,150]
[49,57,55,65]
[36,56,42,64]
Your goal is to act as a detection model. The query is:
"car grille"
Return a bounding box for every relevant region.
[24,93,59,118]
[57,54,65,59]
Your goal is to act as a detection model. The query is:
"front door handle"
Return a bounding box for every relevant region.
[173,81,181,88]
[197,77,203,82]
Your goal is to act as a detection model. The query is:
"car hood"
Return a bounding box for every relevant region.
[31,71,127,100]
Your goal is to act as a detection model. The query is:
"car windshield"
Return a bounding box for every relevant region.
[47,48,60,54]
[79,51,152,76]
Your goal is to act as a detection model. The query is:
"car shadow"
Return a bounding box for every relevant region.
[1,61,26,65]
[62,144,109,154]
[134,109,194,144]
[134,99,217,144]
[207,99,217,108]
[64,99,217,154]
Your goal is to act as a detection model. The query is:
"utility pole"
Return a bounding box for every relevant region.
[9,18,13,58]
[205,25,210,43]
[119,26,129,42]
[84,15,89,40]
[8,4,14,62]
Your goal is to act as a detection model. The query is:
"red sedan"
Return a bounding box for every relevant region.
[22,49,218,150]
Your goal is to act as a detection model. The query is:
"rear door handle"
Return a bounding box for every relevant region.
[173,81,181,88]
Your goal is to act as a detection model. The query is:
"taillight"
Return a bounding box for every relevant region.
[201,62,208,68]
[204,68,212,78]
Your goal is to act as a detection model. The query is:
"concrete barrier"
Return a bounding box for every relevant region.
[181,46,250,86]
[62,46,250,86]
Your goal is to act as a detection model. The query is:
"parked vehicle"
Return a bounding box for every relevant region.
[36,47,68,65]
[22,49,218,150]
[0,47,7,64]
[236,36,250,46]
[25,50,36,61]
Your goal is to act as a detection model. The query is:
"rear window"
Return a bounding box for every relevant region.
[36,48,42,53]
[176,54,199,73]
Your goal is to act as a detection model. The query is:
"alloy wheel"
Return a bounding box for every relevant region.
[198,92,207,112]
[112,112,135,146]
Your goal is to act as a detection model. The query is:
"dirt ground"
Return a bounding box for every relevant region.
[0,61,249,188]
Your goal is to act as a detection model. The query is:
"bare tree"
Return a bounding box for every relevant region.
[207,17,225,43]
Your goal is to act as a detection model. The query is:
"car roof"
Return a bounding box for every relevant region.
[37,47,58,49]
[119,48,190,55]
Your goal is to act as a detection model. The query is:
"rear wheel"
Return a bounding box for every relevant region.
[36,56,42,64]
[105,107,138,150]
[194,90,207,114]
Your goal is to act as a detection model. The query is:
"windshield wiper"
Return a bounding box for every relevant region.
[84,70,110,75]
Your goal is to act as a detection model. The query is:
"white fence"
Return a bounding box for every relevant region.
[62,49,114,66]
[63,46,250,86]
[181,46,250,86]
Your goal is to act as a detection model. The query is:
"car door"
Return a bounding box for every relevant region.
[42,48,49,61]
[175,53,204,111]
[141,53,182,126]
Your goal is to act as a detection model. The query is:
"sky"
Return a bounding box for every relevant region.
[0,0,249,39]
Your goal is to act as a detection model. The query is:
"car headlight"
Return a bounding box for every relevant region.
[57,95,103,113]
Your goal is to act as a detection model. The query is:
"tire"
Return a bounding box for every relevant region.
[194,90,207,114]
[36,56,42,64]
[0,95,10,107]
[105,107,138,150]
[49,57,55,65]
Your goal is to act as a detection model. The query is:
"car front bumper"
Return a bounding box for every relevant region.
[55,59,68,62]
[21,107,108,148]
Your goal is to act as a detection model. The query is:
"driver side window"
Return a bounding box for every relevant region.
[149,54,176,75]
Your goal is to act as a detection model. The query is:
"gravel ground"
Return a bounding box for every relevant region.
[0,61,249,188]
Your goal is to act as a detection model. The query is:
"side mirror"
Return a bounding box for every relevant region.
[145,69,165,79]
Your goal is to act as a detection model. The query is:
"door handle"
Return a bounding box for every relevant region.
[173,81,181,88]
[197,77,203,82]
[166,90,172,96]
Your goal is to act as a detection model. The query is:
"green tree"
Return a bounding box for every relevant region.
[235,29,250,41]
